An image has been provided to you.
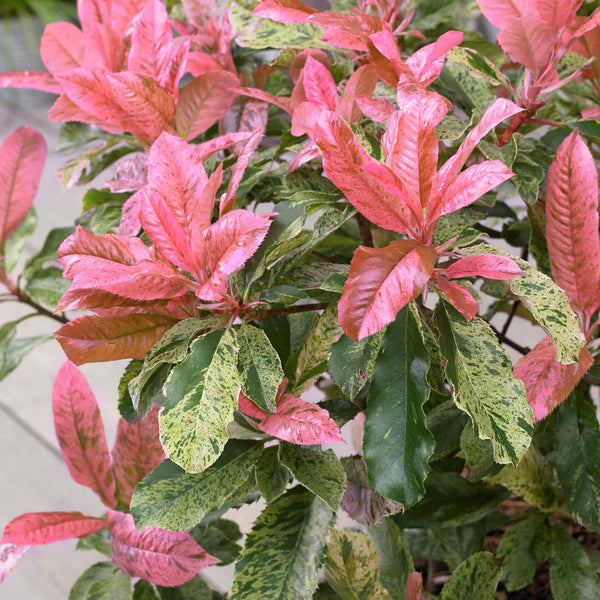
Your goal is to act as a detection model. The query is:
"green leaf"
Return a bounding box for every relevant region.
[556,393,600,530]
[394,473,509,529]
[461,244,585,363]
[368,519,413,599]
[236,323,283,412]
[160,329,240,473]
[497,514,551,591]
[437,61,497,113]
[293,304,342,394]
[69,562,131,600]
[22,226,74,278]
[447,46,511,87]
[231,3,327,49]
[550,526,600,600]
[325,529,391,600]
[0,320,50,381]
[363,306,434,507]
[191,519,243,566]
[341,456,402,526]
[255,445,291,503]
[460,426,499,481]
[156,577,222,600]
[434,300,533,465]
[2,207,36,273]
[76,530,111,557]
[512,151,546,204]
[279,443,346,511]
[230,486,333,600]
[427,400,469,461]
[432,520,490,572]
[118,360,143,423]
[23,266,69,310]
[439,552,501,599]
[130,317,217,414]
[328,332,384,400]
[488,445,560,510]
[133,580,160,600]
[131,439,263,530]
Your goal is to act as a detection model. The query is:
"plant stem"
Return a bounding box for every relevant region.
[356,213,373,247]
[0,268,69,325]
[499,300,520,343]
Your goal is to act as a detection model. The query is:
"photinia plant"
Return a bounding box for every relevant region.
[3,0,600,597]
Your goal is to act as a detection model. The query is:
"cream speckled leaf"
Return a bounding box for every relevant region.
[325,529,392,600]
[434,301,533,465]
[255,445,291,503]
[461,244,584,363]
[236,324,283,412]
[230,486,333,600]
[279,444,346,511]
[160,330,241,474]
[293,304,342,394]
[130,440,263,531]
[439,552,501,599]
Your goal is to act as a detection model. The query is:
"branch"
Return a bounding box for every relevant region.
[489,323,528,355]
[356,214,373,247]
[0,269,69,325]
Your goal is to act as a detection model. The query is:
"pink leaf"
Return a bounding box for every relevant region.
[0,71,61,94]
[301,57,339,111]
[221,128,263,215]
[55,68,129,133]
[252,0,318,23]
[194,209,271,300]
[0,126,47,248]
[55,313,177,364]
[77,0,116,70]
[139,189,194,272]
[1,512,106,545]
[147,132,211,230]
[338,64,377,122]
[175,71,239,141]
[575,7,600,38]
[545,130,600,317]
[405,30,464,85]
[338,240,437,340]
[444,254,524,280]
[435,278,479,322]
[514,337,593,422]
[107,510,218,586]
[354,96,395,122]
[186,51,226,77]
[476,0,532,28]
[40,22,86,75]
[429,161,515,223]
[496,18,555,75]
[406,571,423,600]
[128,0,173,80]
[237,86,293,114]
[381,110,439,208]
[0,544,29,583]
[52,360,117,507]
[195,131,255,160]
[535,0,581,29]
[288,142,321,172]
[108,72,176,141]
[238,392,268,419]
[315,113,417,234]
[368,30,411,87]
[259,394,344,444]
[112,406,165,506]
[435,99,523,192]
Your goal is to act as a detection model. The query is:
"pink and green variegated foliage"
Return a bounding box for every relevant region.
[515,131,600,421]
[1,361,214,587]
[7,0,600,597]
[54,132,271,364]
[313,95,525,339]
[0,0,238,144]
